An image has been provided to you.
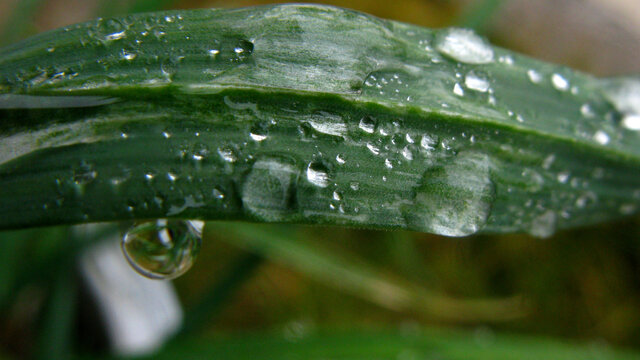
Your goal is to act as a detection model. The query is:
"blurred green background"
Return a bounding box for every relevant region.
[1,0,640,359]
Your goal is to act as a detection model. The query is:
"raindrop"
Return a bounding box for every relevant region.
[250,124,268,141]
[122,219,203,280]
[593,130,610,145]
[622,114,640,131]
[465,72,490,92]
[217,147,237,163]
[384,158,394,169]
[402,146,414,160]
[434,28,494,64]
[551,73,569,91]
[527,69,542,84]
[359,116,376,134]
[336,154,346,165]
[453,83,465,97]
[232,39,254,62]
[366,142,380,155]
[73,162,97,185]
[306,161,330,188]
[420,134,438,150]
[332,191,342,201]
[529,210,556,238]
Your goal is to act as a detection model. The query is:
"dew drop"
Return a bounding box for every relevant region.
[527,70,542,84]
[434,28,494,64]
[73,162,97,185]
[122,219,203,280]
[250,124,268,141]
[306,161,330,188]
[242,156,298,220]
[593,130,610,145]
[557,171,570,184]
[359,116,376,134]
[529,210,556,238]
[453,83,465,97]
[580,103,595,118]
[366,142,380,155]
[217,147,237,163]
[551,73,570,91]
[420,134,438,150]
[402,146,414,160]
[622,114,640,131]
[465,72,490,92]
[336,154,346,165]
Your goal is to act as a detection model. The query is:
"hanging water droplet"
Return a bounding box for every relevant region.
[551,73,570,91]
[121,219,203,280]
[306,161,330,188]
[403,152,495,236]
[242,156,298,220]
[434,28,494,64]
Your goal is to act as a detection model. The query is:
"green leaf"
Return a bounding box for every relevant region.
[0,5,639,237]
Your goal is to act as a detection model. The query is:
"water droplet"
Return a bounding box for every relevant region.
[403,152,495,236]
[242,156,298,220]
[434,28,494,64]
[529,210,556,238]
[527,69,542,84]
[366,142,380,155]
[336,154,346,165]
[384,158,394,169]
[73,162,97,185]
[622,114,640,131]
[105,30,126,41]
[350,182,360,191]
[465,72,490,92]
[420,134,438,150]
[217,147,237,163]
[593,130,610,145]
[332,191,342,201]
[557,171,570,184]
[402,146,414,160]
[453,83,465,97]
[250,124,268,141]
[306,161,330,188]
[551,73,569,91]
[498,55,514,65]
[580,103,595,118]
[122,219,203,279]
[212,187,225,199]
[359,116,376,134]
[232,39,254,61]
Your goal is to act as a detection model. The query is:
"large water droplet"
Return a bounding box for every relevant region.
[403,152,495,236]
[434,28,494,64]
[241,156,298,220]
[122,219,203,279]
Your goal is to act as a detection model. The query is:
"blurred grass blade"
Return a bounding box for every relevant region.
[214,223,526,322]
[124,329,640,360]
[0,0,46,46]
[0,5,639,237]
[181,252,264,336]
[455,0,504,34]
